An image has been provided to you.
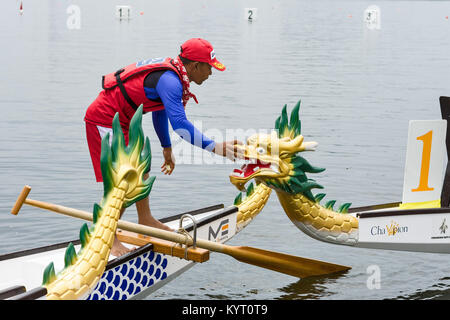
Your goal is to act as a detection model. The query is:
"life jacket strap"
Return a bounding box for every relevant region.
[114,68,139,111]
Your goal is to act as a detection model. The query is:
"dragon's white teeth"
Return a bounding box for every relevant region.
[253,166,260,172]
[270,164,279,173]
[231,170,243,177]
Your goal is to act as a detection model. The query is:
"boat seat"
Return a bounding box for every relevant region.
[0,285,26,300]
[7,286,47,300]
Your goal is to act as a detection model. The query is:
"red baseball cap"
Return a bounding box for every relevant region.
[180,38,226,71]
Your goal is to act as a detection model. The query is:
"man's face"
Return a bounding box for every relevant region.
[189,62,212,85]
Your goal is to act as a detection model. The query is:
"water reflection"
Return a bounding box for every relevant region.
[276,272,349,300]
[394,277,450,300]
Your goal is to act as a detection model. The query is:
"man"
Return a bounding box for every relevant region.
[84,38,242,256]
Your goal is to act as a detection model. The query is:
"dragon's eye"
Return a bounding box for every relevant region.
[256,147,266,154]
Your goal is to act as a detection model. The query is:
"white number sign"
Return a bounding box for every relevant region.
[402,120,447,205]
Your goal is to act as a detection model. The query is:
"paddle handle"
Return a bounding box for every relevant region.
[11,185,94,221]
[11,185,32,215]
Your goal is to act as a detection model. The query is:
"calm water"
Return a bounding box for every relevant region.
[1,0,450,300]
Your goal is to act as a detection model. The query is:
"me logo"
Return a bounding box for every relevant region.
[208,219,229,241]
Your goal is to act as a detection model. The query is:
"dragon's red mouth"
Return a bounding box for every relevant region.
[231,159,271,178]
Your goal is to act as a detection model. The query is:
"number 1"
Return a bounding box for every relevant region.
[412,130,434,192]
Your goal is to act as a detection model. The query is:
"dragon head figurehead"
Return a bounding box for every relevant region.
[230,100,357,246]
[229,100,325,201]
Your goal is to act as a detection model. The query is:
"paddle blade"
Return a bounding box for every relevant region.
[225,246,351,278]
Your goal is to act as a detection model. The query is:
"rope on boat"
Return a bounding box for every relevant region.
[172,228,194,259]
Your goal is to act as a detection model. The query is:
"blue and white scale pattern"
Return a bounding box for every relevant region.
[87,250,168,300]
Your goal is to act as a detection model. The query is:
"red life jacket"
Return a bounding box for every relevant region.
[84,57,182,130]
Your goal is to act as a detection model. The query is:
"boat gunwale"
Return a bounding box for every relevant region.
[159,204,225,224]
[0,240,82,262]
[356,207,450,219]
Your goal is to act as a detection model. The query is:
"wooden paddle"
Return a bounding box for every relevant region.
[11,185,351,278]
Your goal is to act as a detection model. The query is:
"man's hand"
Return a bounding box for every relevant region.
[161,147,175,175]
[212,140,245,161]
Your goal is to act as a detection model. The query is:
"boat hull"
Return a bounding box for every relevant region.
[0,204,239,300]
[87,243,193,300]
[351,205,450,254]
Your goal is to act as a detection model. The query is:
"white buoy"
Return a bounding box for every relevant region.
[116,5,132,20]
[19,1,23,15]
[244,8,257,21]
[364,5,381,30]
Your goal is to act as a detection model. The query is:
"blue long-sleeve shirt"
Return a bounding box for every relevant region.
[143,70,216,152]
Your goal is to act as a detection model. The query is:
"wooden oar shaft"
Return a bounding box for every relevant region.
[11,186,227,253]
[10,187,232,251]
[26,198,94,222]
[20,197,207,250]
[11,185,351,278]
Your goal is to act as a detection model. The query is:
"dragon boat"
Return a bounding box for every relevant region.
[4,94,448,300]
[229,96,450,255]
[1,105,349,301]
[0,106,275,300]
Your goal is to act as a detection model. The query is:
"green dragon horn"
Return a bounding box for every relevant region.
[92,203,102,224]
[275,101,302,138]
[246,182,255,197]
[64,242,78,268]
[338,203,352,213]
[100,105,155,208]
[234,193,243,206]
[325,200,336,210]
[314,193,326,203]
[42,262,56,285]
[289,100,301,138]
[276,105,289,138]
[79,223,91,249]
